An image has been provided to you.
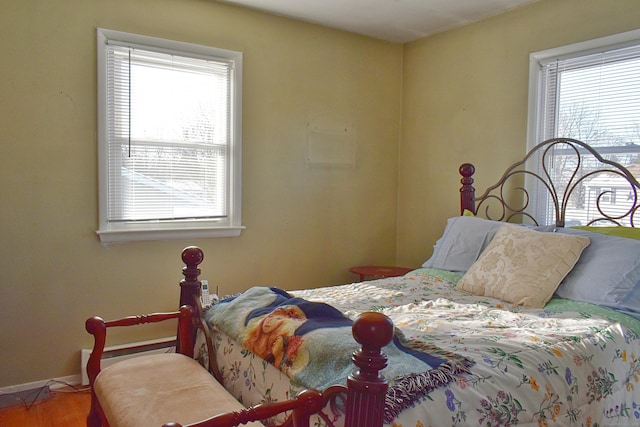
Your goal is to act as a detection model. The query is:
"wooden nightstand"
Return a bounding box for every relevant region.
[349,265,413,281]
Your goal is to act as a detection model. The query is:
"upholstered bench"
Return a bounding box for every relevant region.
[85,305,323,427]
[93,352,264,427]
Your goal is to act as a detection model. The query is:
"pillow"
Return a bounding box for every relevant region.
[422,216,506,272]
[456,224,590,308]
[554,227,640,319]
[422,216,557,273]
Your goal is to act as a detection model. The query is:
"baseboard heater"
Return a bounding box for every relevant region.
[81,337,176,385]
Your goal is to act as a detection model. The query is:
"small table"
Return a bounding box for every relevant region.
[349,265,413,282]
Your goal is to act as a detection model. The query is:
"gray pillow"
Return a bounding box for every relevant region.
[422,216,510,273]
[554,227,640,320]
[422,216,556,273]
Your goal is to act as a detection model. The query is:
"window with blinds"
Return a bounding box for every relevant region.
[96,29,243,243]
[527,30,640,226]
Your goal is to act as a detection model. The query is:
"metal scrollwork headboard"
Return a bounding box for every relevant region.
[460,138,640,227]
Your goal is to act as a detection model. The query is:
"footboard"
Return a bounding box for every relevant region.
[176,246,394,427]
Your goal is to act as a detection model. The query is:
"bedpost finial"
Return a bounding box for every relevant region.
[352,311,393,350]
[460,163,476,215]
[182,246,204,267]
[178,246,204,349]
[459,163,475,178]
[347,312,391,427]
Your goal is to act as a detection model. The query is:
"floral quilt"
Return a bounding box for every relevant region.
[201,268,640,427]
[206,285,474,421]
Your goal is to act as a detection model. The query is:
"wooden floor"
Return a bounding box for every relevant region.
[0,388,91,427]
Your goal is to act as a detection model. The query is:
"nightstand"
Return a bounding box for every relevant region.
[349,265,413,281]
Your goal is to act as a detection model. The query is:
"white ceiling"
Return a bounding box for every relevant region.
[218,0,540,43]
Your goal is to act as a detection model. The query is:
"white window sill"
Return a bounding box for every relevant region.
[97,225,245,244]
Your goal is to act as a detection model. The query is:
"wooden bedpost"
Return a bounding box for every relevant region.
[178,246,204,349]
[345,312,394,427]
[459,163,476,215]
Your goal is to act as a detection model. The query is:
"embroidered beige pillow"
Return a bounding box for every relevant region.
[456,224,590,308]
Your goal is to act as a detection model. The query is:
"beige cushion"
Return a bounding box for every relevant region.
[94,353,264,427]
[456,224,590,308]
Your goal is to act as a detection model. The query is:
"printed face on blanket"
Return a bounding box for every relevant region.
[244,305,308,370]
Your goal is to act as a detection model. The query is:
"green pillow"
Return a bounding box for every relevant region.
[570,226,640,240]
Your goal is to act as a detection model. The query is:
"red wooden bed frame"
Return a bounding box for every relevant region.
[168,138,640,427]
[87,138,638,427]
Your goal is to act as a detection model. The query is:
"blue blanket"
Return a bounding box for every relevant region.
[206,286,474,421]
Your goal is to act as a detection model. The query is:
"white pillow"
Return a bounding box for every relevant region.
[456,224,590,308]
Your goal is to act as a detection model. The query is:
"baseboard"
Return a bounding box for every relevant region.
[80,336,175,385]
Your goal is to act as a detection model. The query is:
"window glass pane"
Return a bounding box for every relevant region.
[106,45,230,223]
[556,53,640,146]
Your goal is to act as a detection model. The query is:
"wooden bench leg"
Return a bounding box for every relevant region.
[87,389,103,427]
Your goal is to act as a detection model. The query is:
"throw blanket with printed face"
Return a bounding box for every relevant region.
[206,286,474,421]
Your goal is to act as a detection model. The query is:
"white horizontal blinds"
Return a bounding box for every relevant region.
[105,43,231,223]
[536,42,640,225]
[540,43,640,149]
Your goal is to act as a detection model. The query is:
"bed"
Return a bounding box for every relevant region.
[182,138,640,427]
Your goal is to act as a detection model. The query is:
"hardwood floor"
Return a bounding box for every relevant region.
[0,388,91,427]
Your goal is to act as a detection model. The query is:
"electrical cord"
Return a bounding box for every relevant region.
[0,379,90,411]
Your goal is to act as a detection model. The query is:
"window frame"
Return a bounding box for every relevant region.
[96,28,244,244]
[525,29,640,225]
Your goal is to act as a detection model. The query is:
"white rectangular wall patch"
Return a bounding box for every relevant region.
[307,125,354,168]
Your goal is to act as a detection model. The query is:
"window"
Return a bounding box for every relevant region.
[527,30,640,226]
[96,29,243,243]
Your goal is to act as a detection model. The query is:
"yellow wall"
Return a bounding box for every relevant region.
[1,0,639,390]
[397,0,640,267]
[0,0,402,387]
